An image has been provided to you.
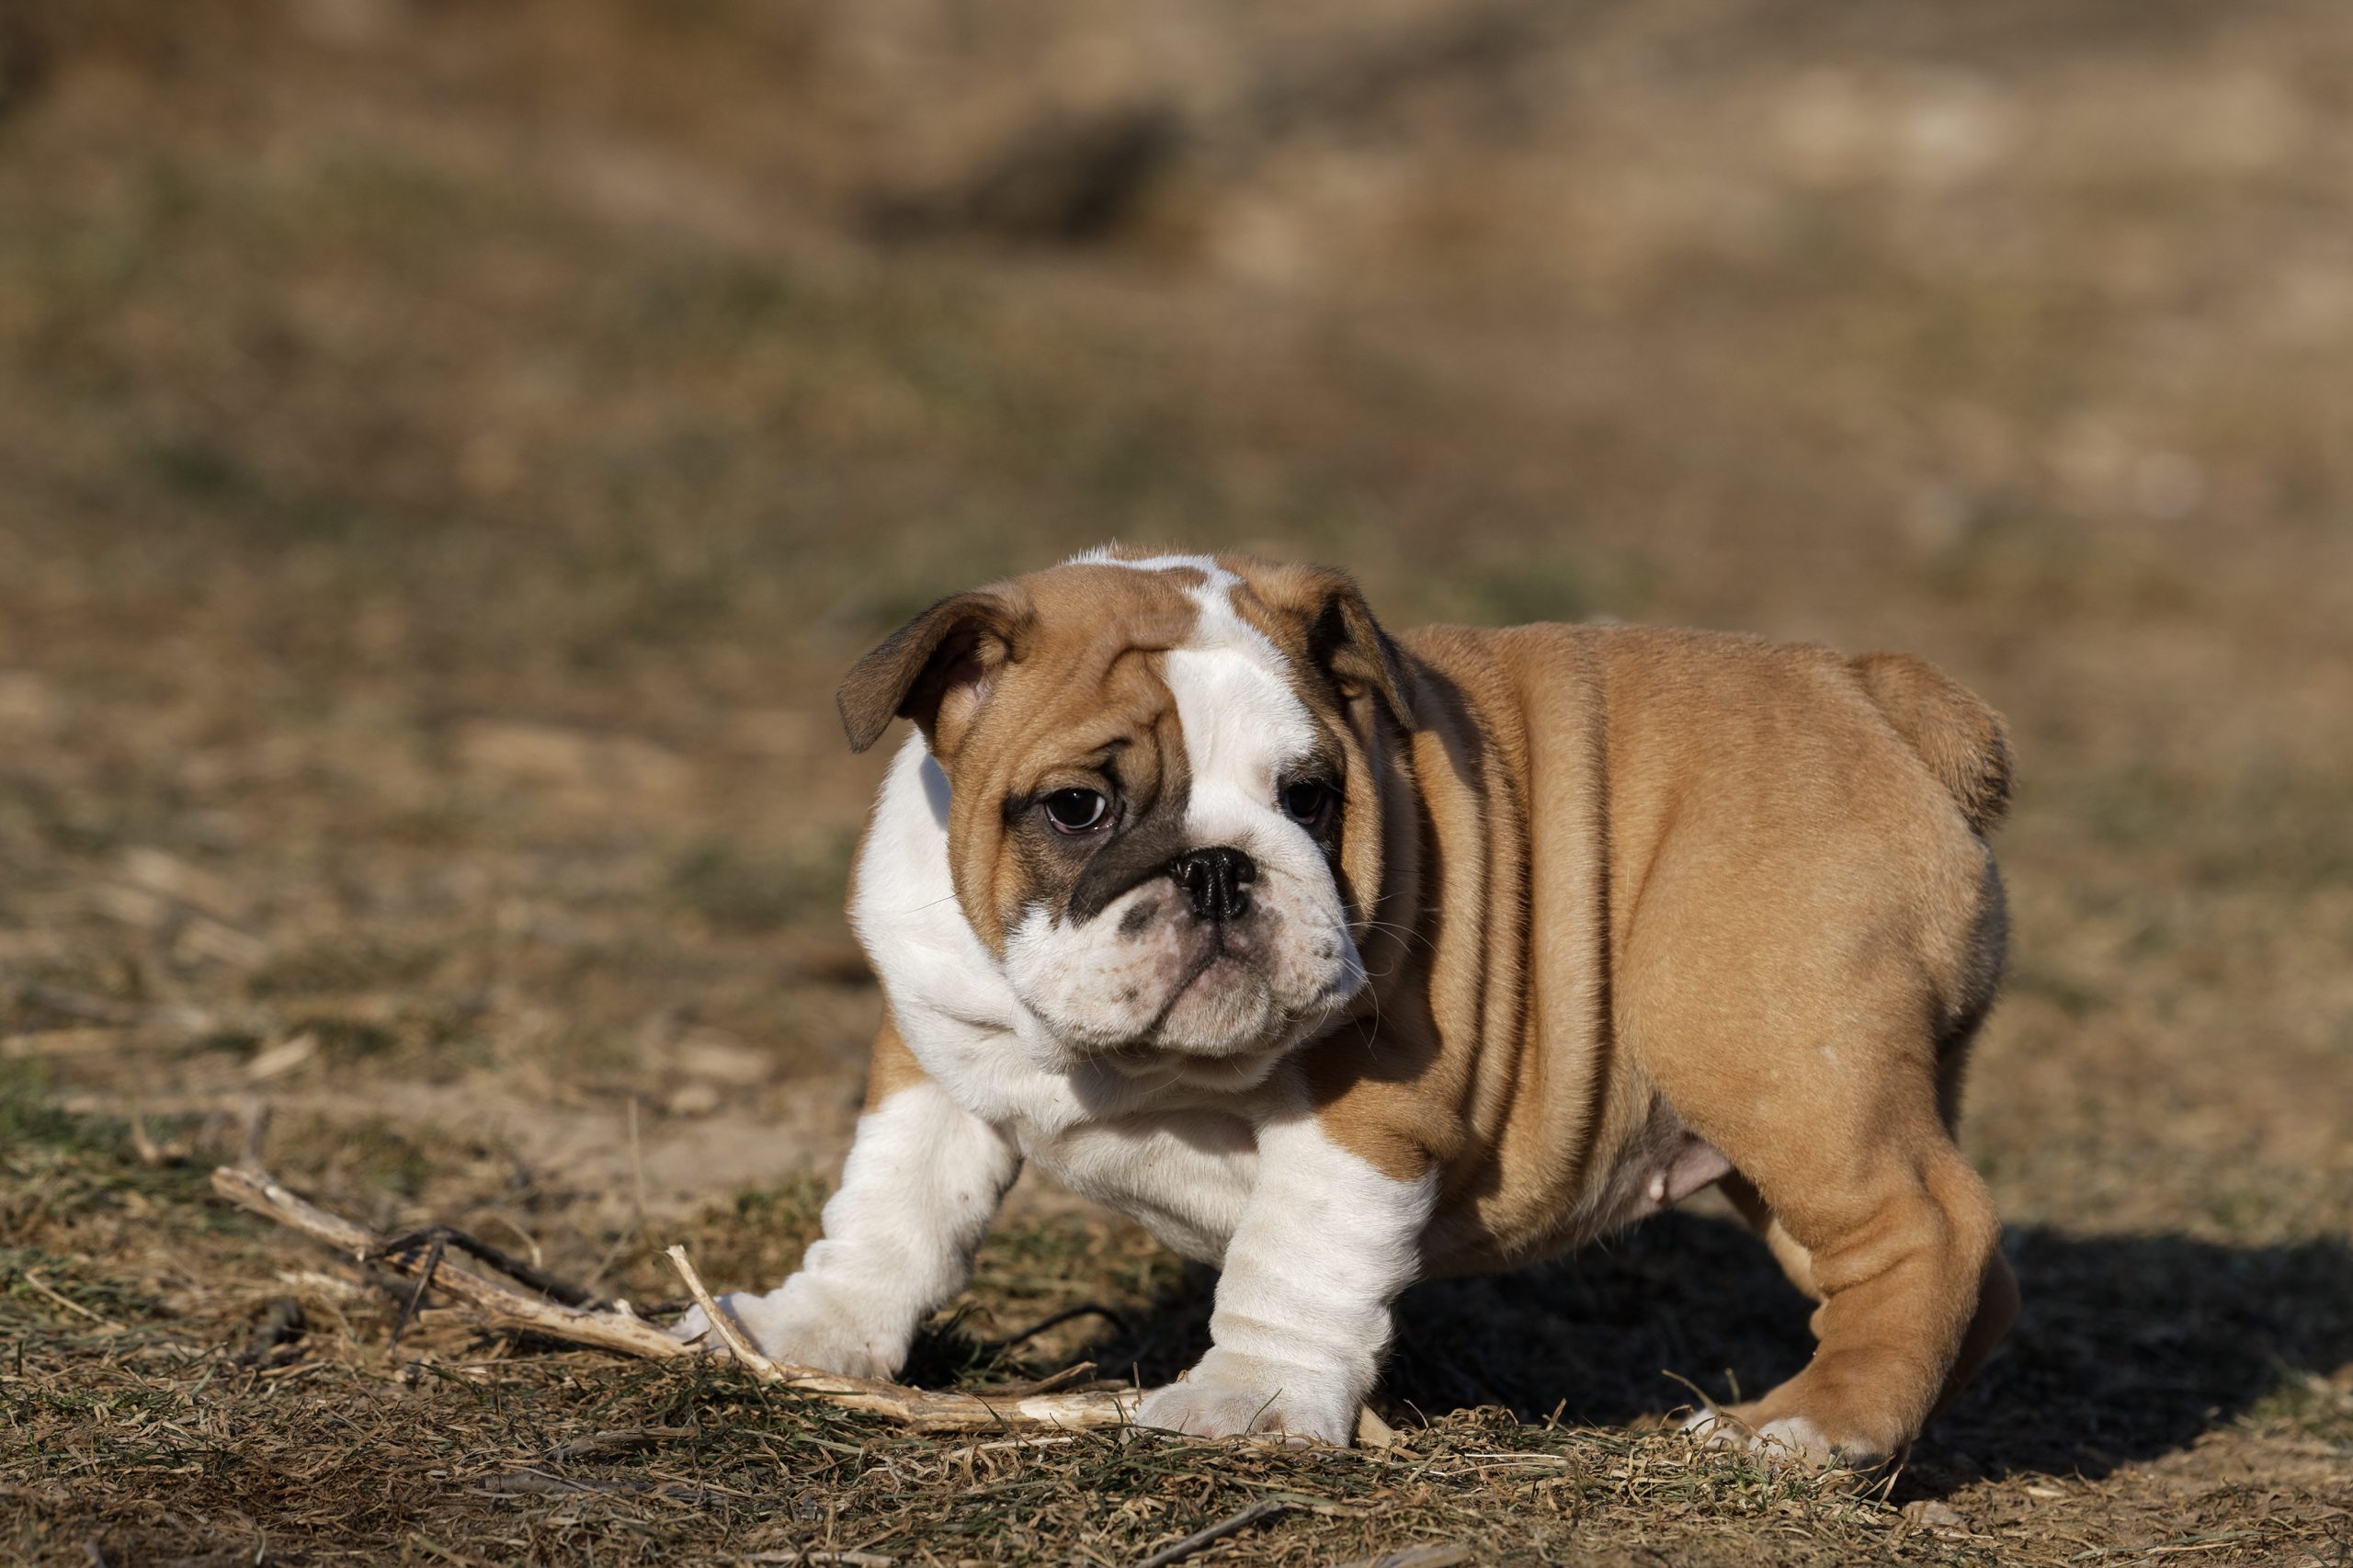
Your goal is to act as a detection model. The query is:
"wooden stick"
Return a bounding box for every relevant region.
[210,1165,1140,1433]
[213,1165,692,1359]
[662,1244,783,1378]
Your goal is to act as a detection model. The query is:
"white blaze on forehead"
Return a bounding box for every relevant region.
[1070,551,1320,814]
[980,551,1366,1062]
[1169,645,1318,827]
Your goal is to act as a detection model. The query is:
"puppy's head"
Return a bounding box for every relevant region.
[839,551,1413,1085]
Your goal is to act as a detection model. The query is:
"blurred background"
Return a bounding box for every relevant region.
[2,0,2350,1551]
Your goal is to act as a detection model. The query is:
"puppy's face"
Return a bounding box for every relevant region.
[840,551,1411,1085]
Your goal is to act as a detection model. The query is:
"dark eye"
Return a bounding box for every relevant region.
[1041,789,1110,835]
[1279,778,1335,826]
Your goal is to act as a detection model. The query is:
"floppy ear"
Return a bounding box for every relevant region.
[836,588,1028,756]
[1311,577,1414,729]
[1278,565,1414,730]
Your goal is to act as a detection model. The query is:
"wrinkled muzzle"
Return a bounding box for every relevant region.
[1005,835,1364,1071]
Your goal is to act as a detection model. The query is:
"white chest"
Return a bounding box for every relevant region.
[1014,1110,1261,1266]
[847,736,1270,1266]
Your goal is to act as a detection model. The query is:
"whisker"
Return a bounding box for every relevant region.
[1354,916,1437,958]
[887,892,967,916]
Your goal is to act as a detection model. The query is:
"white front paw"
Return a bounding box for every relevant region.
[667,1279,904,1380]
[1135,1350,1360,1446]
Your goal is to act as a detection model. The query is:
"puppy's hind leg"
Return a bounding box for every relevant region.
[1671,1107,2000,1465]
[1719,1171,1821,1303]
[1718,1169,2018,1435]
[1628,945,2009,1464]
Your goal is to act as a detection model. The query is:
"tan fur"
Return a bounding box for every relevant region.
[1850,651,2013,834]
[1296,618,2014,1461]
[840,562,1207,950]
[841,553,2017,1463]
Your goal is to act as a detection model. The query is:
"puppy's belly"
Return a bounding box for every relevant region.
[1425,1097,1734,1272]
[1019,1097,1731,1278]
[1018,1111,1258,1266]
[1586,1116,1734,1235]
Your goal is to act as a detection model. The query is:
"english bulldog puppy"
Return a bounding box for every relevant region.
[677,549,2019,1465]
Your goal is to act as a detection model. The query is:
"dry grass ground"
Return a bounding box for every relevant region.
[3,1,2350,1562]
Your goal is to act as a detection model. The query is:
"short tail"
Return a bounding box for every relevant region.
[1851,653,2013,834]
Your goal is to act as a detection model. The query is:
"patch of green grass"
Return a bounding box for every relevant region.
[0,1063,93,1153]
[142,434,259,507]
[0,1115,223,1244]
[0,1245,170,1333]
[138,430,373,546]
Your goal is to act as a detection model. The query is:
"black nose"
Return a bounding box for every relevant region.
[1169,846,1256,922]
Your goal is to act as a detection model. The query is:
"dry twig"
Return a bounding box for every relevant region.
[1133,1499,1292,1568]
[210,1165,1146,1435]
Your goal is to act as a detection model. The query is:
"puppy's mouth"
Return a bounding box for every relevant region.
[1105,937,1268,1057]
[1089,943,1362,1088]
[1006,876,1367,1082]
[1156,937,1246,1010]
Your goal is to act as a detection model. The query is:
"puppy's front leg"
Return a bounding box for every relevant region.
[1138,1115,1436,1444]
[674,1036,1018,1379]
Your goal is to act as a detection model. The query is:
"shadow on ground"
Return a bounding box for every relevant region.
[1046,1214,2353,1485]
